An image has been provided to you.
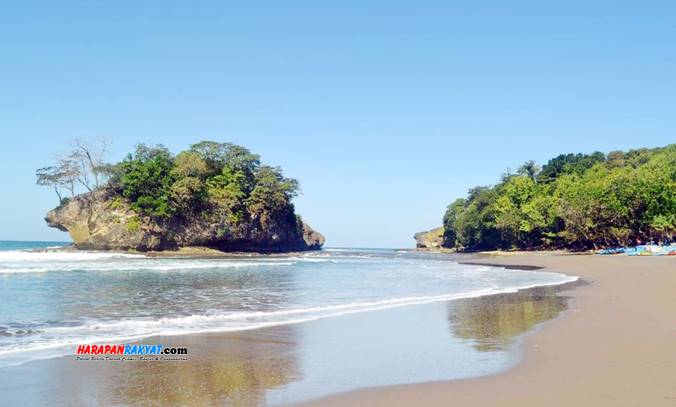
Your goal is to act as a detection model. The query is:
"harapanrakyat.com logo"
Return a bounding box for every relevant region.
[75,344,188,361]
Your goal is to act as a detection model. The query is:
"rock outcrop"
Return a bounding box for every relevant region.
[414,227,444,249]
[46,190,325,252]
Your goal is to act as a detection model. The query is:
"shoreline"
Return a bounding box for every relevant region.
[0,250,586,406]
[0,261,578,368]
[3,248,673,405]
[0,274,578,406]
[299,253,676,406]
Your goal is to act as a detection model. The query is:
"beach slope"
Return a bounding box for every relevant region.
[301,254,676,407]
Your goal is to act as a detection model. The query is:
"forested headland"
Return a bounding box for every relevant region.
[38,140,324,252]
[440,144,675,251]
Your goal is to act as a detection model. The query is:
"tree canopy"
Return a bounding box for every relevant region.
[110,141,300,231]
[442,144,675,251]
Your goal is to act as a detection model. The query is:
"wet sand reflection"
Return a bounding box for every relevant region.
[1,285,578,406]
[447,285,569,352]
[55,326,301,406]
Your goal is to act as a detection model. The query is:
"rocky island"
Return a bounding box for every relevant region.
[39,140,324,252]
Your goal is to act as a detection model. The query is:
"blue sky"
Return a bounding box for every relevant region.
[1,1,674,247]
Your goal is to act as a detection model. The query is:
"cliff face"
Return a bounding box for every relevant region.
[45,190,325,252]
[413,227,444,249]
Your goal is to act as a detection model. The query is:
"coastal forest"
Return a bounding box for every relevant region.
[441,144,675,251]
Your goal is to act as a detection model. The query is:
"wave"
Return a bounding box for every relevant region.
[0,268,52,274]
[0,272,578,366]
[0,248,341,274]
[290,256,338,263]
[0,250,143,262]
[114,261,297,271]
[0,260,297,274]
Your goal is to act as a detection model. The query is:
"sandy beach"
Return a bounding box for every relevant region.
[301,253,676,406]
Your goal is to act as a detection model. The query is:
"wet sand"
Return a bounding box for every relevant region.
[302,254,676,406]
[0,272,575,406]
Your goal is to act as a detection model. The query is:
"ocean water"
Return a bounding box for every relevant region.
[0,241,577,369]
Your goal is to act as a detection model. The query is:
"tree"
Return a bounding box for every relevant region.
[56,158,80,197]
[171,151,209,179]
[452,186,501,250]
[71,137,112,189]
[36,160,81,202]
[554,173,600,248]
[517,160,540,182]
[189,141,260,177]
[538,152,604,182]
[246,166,299,228]
[119,144,175,218]
[206,166,249,223]
[36,166,64,202]
[606,150,625,168]
[442,198,466,247]
[36,137,113,200]
[494,176,538,247]
[170,176,205,212]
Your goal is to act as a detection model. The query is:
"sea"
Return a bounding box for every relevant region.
[0,240,577,373]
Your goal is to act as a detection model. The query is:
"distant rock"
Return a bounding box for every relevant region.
[46,190,324,252]
[414,227,444,249]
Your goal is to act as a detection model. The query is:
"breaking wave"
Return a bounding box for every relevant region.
[0,246,579,367]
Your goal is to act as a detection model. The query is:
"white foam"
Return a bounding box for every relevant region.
[110,261,296,272]
[0,268,51,274]
[0,247,581,368]
[0,272,578,367]
[0,254,297,274]
[291,257,338,263]
[0,250,143,262]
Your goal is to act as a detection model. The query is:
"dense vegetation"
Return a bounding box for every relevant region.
[442,144,675,251]
[38,140,302,235]
[114,141,299,229]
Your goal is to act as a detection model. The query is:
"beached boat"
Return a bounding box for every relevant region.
[597,244,676,256]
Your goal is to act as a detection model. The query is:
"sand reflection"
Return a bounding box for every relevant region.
[26,287,575,406]
[447,286,568,352]
[57,326,301,406]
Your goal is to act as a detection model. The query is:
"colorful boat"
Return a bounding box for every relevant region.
[597,244,676,256]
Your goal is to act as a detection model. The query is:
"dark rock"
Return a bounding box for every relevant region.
[45,190,324,252]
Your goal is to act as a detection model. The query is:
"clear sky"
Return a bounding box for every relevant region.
[1,1,674,247]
